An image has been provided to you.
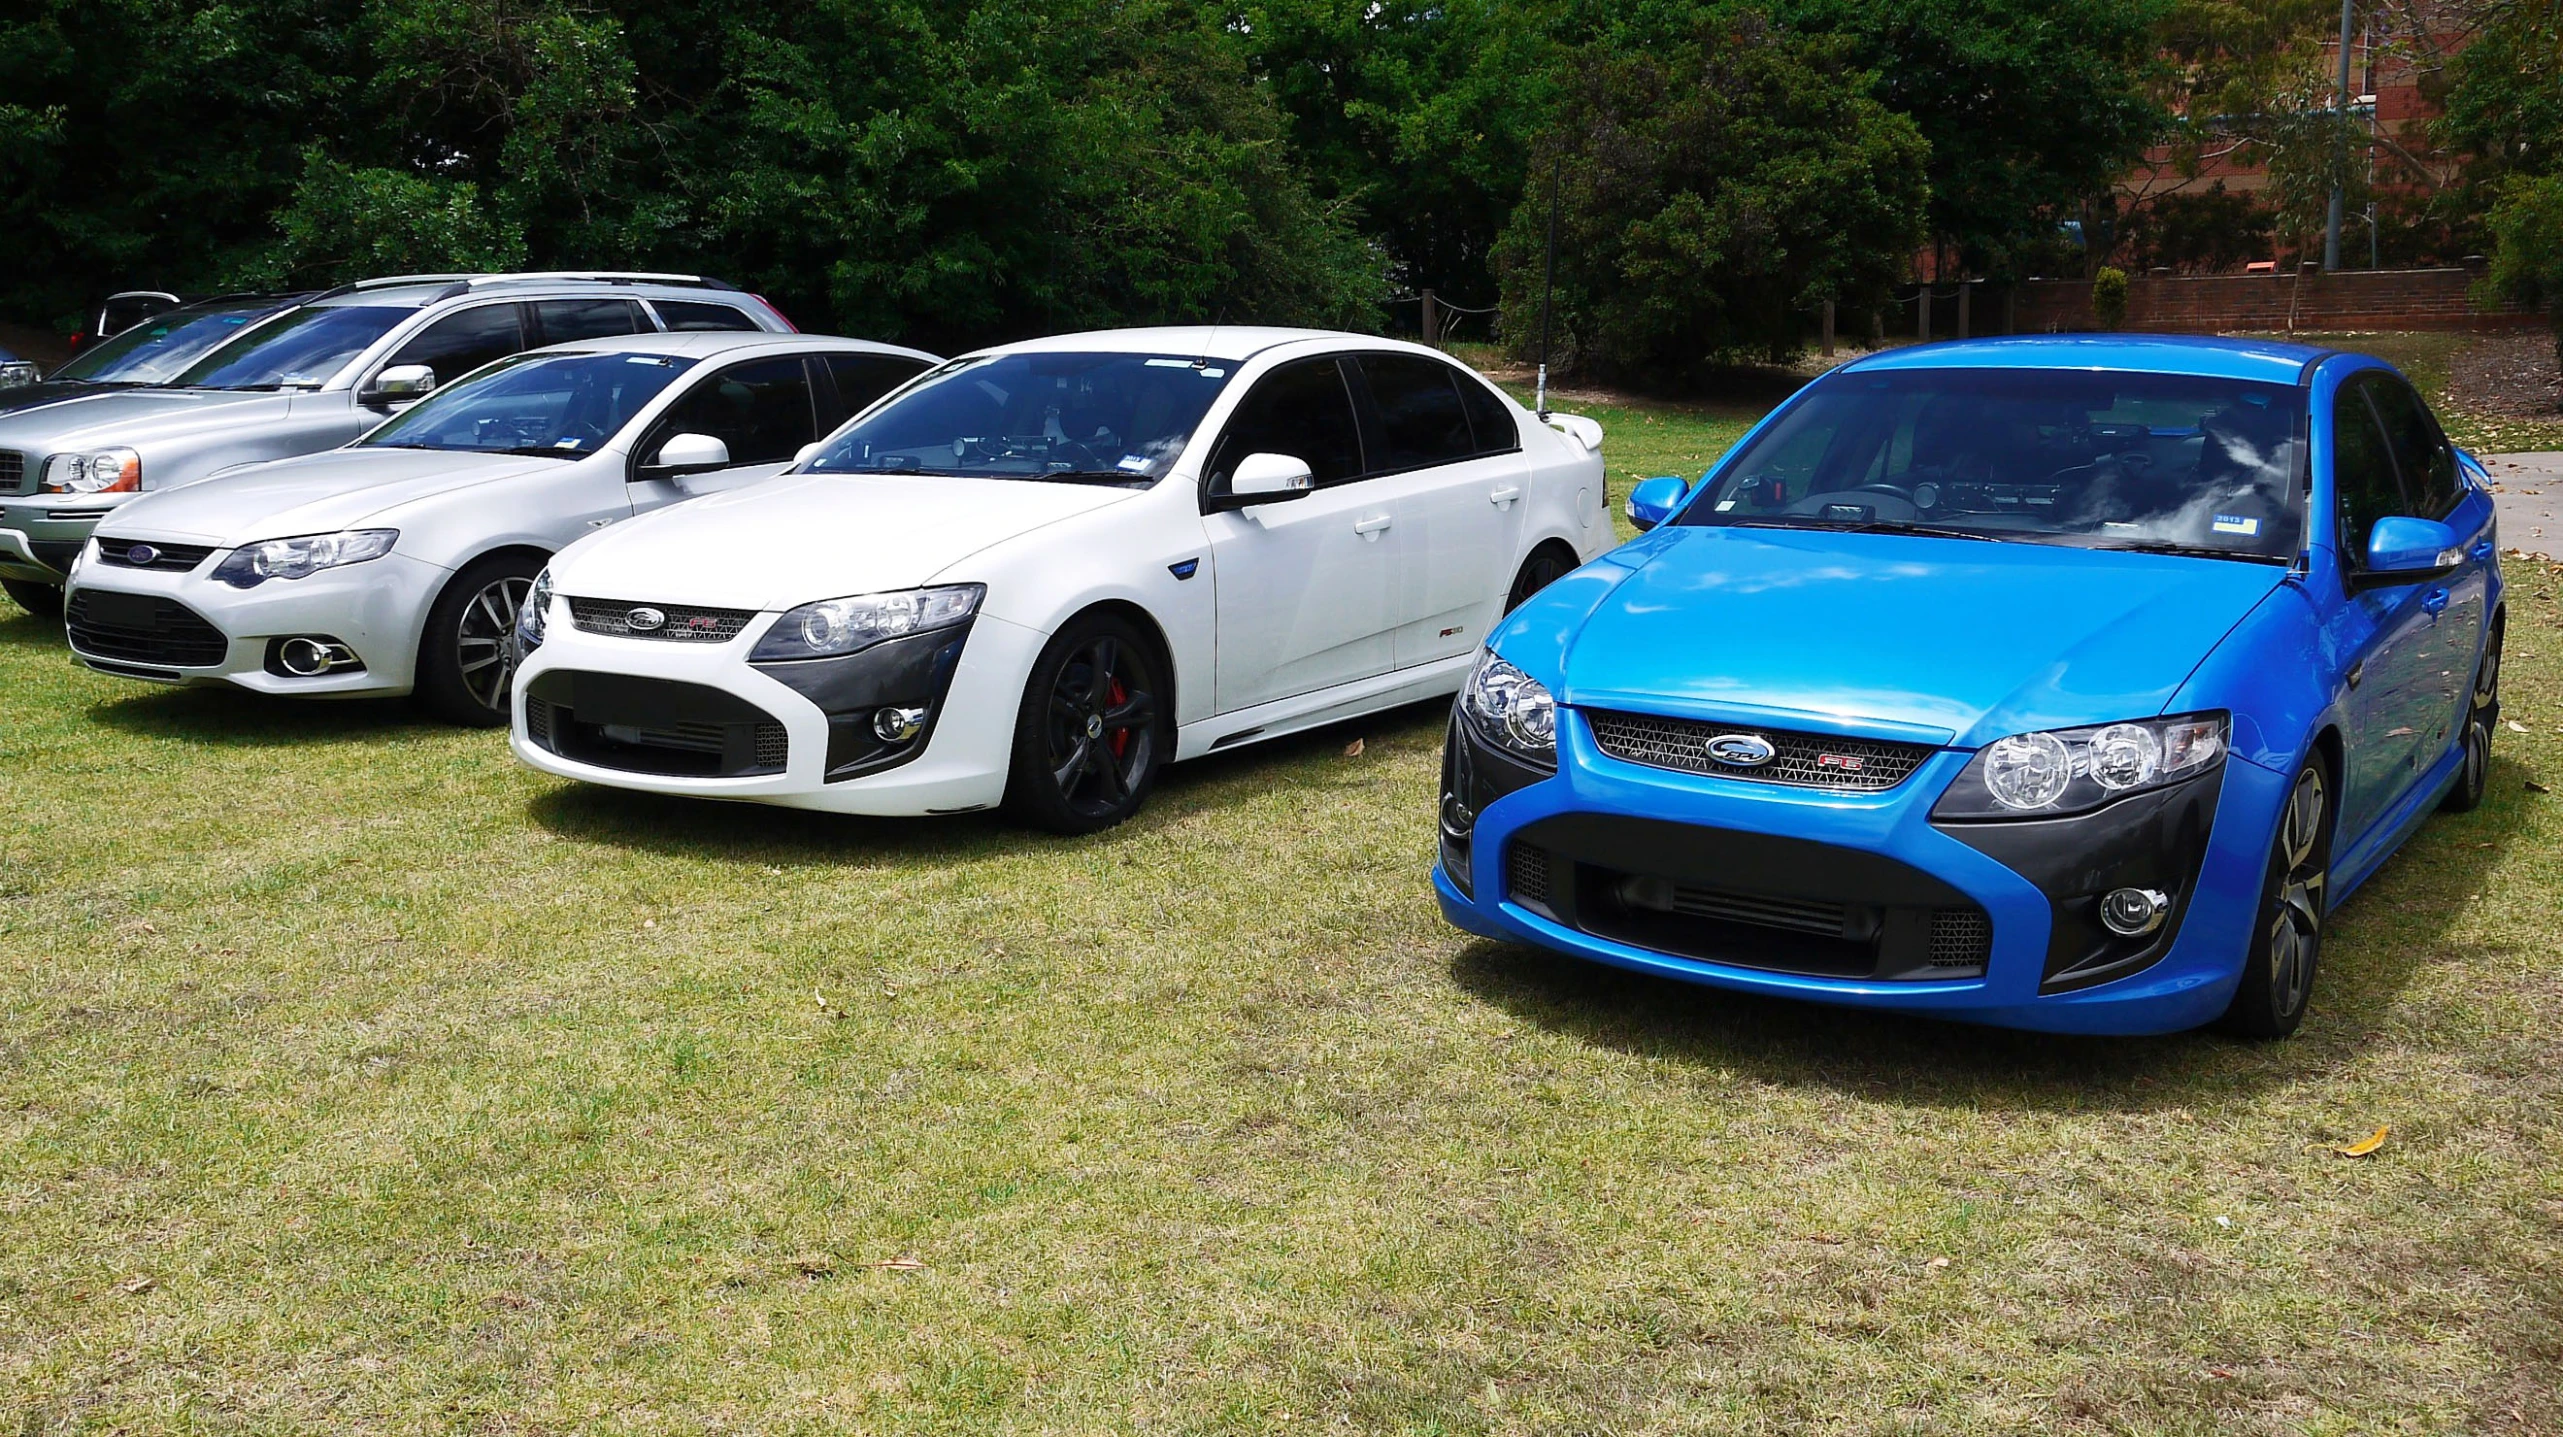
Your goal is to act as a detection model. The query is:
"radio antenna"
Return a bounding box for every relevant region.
[1535,148,1561,421]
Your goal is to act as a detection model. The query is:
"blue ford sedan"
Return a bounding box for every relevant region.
[1436,336,2504,1037]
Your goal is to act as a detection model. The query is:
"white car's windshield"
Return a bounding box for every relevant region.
[360,351,700,457]
[805,350,1236,485]
[172,305,410,391]
[52,301,288,384]
[1680,367,2308,562]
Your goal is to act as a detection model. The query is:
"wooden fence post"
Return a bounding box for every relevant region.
[1956,281,1971,339]
[1917,285,1931,342]
[1821,300,1835,357]
[1421,289,1439,347]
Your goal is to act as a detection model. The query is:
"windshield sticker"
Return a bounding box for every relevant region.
[1116,454,1153,473]
[1202,368,1225,378]
[2211,514,2261,536]
[1144,358,1195,368]
[626,355,674,366]
[1714,499,1737,511]
[554,438,582,449]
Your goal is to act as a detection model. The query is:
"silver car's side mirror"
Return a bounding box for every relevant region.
[645,432,732,476]
[365,364,438,405]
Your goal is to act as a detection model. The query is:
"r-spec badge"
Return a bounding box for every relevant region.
[1705,733,1776,767]
[625,606,667,633]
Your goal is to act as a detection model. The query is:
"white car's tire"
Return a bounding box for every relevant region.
[1001,611,1170,835]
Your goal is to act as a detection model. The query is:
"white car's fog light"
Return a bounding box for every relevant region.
[873,705,929,743]
[2100,887,2170,936]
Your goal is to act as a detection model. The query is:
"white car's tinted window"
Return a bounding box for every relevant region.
[173,305,410,390]
[1456,373,1518,455]
[807,351,1235,485]
[1206,358,1364,489]
[1358,354,1476,471]
[362,352,697,456]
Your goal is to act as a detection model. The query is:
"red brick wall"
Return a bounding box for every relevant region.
[2012,266,2540,335]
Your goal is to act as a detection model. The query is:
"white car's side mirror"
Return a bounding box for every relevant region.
[1209,452,1315,513]
[366,364,437,405]
[792,441,822,468]
[647,432,732,476]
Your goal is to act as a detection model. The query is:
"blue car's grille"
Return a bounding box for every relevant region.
[1585,711,1936,792]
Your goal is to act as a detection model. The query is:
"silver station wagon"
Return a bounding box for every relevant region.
[0,272,793,616]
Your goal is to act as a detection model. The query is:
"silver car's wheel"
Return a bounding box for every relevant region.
[455,576,530,714]
[417,553,545,727]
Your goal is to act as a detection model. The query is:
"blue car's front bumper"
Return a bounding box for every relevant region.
[1435,709,2290,1036]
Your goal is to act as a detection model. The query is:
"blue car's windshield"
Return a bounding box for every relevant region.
[52,302,287,384]
[360,351,699,457]
[1678,367,2308,562]
[804,350,1236,485]
[172,305,410,390]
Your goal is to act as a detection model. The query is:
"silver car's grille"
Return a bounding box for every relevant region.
[1586,711,1936,792]
[94,537,217,572]
[567,596,757,642]
[0,450,25,494]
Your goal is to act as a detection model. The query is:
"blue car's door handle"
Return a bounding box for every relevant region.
[2422,587,2450,616]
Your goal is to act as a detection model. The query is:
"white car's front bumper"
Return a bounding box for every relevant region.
[510,607,1042,816]
[62,551,447,696]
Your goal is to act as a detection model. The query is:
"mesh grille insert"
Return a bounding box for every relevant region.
[754,723,789,769]
[1586,711,1935,792]
[1507,843,1552,908]
[1928,909,1994,968]
[568,596,756,643]
[524,696,554,748]
[66,592,229,667]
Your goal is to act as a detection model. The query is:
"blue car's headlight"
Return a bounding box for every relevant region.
[1933,711,2229,820]
[210,529,397,588]
[749,584,983,663]
[1460,650,1557,767]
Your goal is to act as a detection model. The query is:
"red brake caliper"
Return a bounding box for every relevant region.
[1107,677,1131,758]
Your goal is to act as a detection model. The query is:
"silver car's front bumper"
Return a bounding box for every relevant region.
[64,549,451,696]
[0,492,141,582]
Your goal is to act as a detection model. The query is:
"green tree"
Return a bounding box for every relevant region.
[1495,9,1927,380]
[2441,0,2563,368]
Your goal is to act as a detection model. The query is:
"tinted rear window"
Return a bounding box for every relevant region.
[653,300,760,332]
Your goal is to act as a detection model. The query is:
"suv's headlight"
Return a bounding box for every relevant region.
[748,584,984,662]
[42,448,141,494]
[1932,711,2228,819]
[0,360,38,390]
[210,529,398,588]
[516,567,552,654]
[1459,650,1557,766]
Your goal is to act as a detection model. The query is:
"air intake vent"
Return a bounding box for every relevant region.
[1928,909,1994,968]
[1508,842,1552,908]
[0,450,25,494]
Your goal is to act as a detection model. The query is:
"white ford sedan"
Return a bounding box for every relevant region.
[511,327,1611,831]
[60,332,938,722]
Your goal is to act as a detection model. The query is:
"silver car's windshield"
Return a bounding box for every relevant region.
[1679,368,2308,563]
[172,305,410,391]
[52,303,284,384]
[360,351,700,457]
[804,351,1236,485]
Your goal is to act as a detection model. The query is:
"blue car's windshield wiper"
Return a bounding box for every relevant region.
[2079,539,2289,564]
[1721,516,1993,542]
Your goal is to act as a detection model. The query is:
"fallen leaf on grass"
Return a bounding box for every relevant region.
[115,1275,155,1295]
[2335,1125,2389,1157]
[795,1255,836,1278]
[1342,738,1365,758]
[1802,1232,1845,1245]
[2512,721,2531,734]
[869,1255,927,1271]
[813,989,829,1010]
[2527,781,2552,795]
[486,1290,530,1310]
[1926,1256,1951,1269]
[2207,1366,2238,1380]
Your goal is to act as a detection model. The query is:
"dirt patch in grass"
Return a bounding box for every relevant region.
[2449,332,2563,420]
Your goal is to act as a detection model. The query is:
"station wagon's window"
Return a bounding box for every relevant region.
[1206,358,1364,489]
[651,299,760,332]
[646,356,819,467]
[2331,380,2406,567]
[173,305,410,390]
[533,299,648,346]
[384,304,527,388]
[52,301,280,384]
[1359,354,1476,471]
[2363,376,2460,519]
[1678,367,2309,562]
[360,351,697,456]
[806,351,1236,485]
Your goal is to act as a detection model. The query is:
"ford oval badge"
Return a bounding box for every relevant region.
[1705,732,1777,767]
[127,544,158,566]
[625,606,667,633]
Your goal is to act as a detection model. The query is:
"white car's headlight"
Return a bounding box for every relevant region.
[1934,712,2228,819]
[1459,650,1557,766]
[41,448,141,494]
[748,584,985,662]
[516,567,552,655]
[210,529,398,588]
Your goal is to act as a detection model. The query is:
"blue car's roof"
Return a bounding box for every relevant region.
[1840,334,2332,386]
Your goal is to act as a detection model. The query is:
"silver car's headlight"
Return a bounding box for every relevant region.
[748,584,984,662]
[0,360,38,390]
[1459,650,1557,766]
[210,529,398,588]
[41,448,140,494]
[1932,712,2229,819]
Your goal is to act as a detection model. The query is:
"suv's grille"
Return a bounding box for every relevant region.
[0,450,24,494]
[1928,909,1994,968]
[568,596,756,642]
[94,537,216,573]
[66,591,229,667]
[1586,711,1935,792]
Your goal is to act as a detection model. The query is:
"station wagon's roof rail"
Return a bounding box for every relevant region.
[459,272,741,292]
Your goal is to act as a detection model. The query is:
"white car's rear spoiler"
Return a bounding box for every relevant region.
[1543,413,1603,454]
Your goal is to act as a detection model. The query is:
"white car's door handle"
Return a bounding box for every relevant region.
[1353,514,1393,539]
[1489,484,1521,508]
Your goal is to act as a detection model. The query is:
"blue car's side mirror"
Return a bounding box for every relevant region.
[1626,476,1691,532]
[2360,515,2463,583]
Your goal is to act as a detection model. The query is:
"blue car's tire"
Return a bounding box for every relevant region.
[2442,622,2500,815]
[2220,756,2332,1039]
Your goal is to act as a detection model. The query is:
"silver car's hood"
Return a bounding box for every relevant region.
[0,386,299,453]
[550,471,1143,609]
[101,447,567,544]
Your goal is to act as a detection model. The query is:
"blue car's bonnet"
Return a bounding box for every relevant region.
[1548,527,2291,747]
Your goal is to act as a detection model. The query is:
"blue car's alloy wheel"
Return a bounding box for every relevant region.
[2224,759,2331,1038]
[2444,623,2501,815]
